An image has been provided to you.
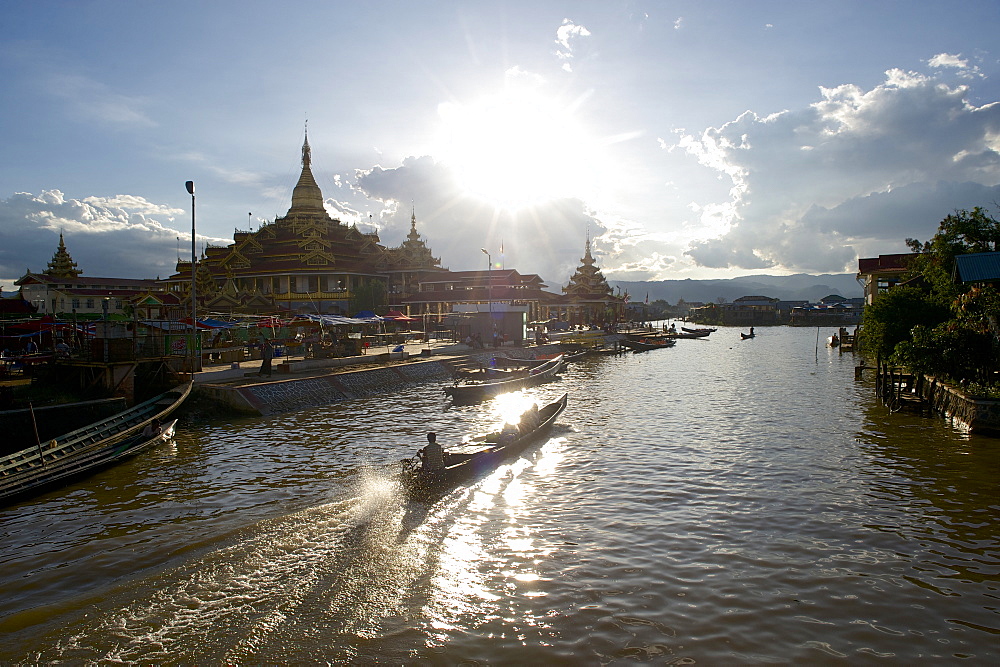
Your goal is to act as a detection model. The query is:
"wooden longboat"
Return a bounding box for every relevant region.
[0,383,191,504]
[456,366,528,380]
[681,326,717,334]
[490,355,548,370]
[662,330,711,339]
[402,392,568,498]
[628,329,710,341]
[621,338,677,352]
[444,355,564,403]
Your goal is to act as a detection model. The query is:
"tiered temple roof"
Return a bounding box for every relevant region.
[161,132,445,315]
[380,208,442,272]
[199,133,383,280]
[563,234,614,300]
[45,233,82,279]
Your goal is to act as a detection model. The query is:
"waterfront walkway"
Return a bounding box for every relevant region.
[195,337,487,386]
[192,337,566,415]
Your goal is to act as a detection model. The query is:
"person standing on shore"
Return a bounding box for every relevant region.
[258,338,273,377]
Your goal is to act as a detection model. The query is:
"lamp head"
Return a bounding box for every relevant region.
[185,181,195,195]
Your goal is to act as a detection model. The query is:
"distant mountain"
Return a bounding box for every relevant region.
[609,274,862,305]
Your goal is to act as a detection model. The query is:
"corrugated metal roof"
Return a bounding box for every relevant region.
[955,251,1000,283]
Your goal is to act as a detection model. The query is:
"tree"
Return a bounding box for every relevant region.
[954,284,1000,331]
[649,299,671,318]
[905,207,1000,301]
[349,279,387,314]
[894,323,995,385]
[862,206,1000,385]
[859,286,951,360]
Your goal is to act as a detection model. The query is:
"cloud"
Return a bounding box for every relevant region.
[0,190,229,290]
[676,66,1000,273]
[354,156,605,286]
[927,52,983,79]
[46,72,157,128]
[173,151,270,188]
[0,161,614,294]
[928,53,968,69]
[554,19,592,72]
[2,40,157,129]
[801,181,1000,239]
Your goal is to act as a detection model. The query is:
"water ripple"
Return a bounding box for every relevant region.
[2,327,998,663]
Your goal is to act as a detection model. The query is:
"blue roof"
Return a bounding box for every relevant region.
[955,251,1000,283]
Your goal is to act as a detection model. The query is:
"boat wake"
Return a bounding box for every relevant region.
[18,440,568,663]
[21,468,431,662]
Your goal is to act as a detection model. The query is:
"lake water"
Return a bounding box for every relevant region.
[1,326,997,664]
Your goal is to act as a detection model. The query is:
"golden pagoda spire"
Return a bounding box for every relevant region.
[288,124,325,213]
[302,121,312,168]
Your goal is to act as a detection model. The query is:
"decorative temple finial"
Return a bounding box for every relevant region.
[288,124,324,212]
[302,122,312,169]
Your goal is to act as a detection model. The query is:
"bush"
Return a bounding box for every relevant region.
[893,322,996,385]
[858,287,951,359]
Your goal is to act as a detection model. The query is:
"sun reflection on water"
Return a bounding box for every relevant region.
[415,429,567,645]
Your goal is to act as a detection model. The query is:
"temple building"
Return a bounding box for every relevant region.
[158,133,623,328]
[555,234,625,325]
[15,234,163,317]
[396,237,625,338]
[401,268,555,321]
[160,134,444,316]
[381,208,448,307]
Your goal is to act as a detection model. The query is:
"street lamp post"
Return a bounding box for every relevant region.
[481,247,492,346]
[102,297,110,363]
[185,180,197,376]
[481,248,492,315]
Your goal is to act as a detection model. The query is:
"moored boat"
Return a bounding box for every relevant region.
[661,330,711,339]
[681,326,717,334]
[0,383,191,504]
[489,355,548,370]
[401,392,568,498]
[445,355,564,403]
[621,338,677,352]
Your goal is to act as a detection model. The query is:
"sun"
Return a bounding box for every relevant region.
[434,78,602,210]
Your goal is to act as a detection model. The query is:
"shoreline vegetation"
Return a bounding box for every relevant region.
[858,206,1000,433]
[859,207,1000,394]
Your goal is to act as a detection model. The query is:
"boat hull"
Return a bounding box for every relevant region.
[0,383,191,504]
[621,339,677,351]
[403,393,568,498]
[444,355,564,403]
[0,420,178,504]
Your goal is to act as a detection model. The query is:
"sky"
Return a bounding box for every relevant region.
[1,0,999,295]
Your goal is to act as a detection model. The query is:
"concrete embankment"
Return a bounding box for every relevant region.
[918,376,1000,434]
[196,358,455,415]
[193,343,567,416]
